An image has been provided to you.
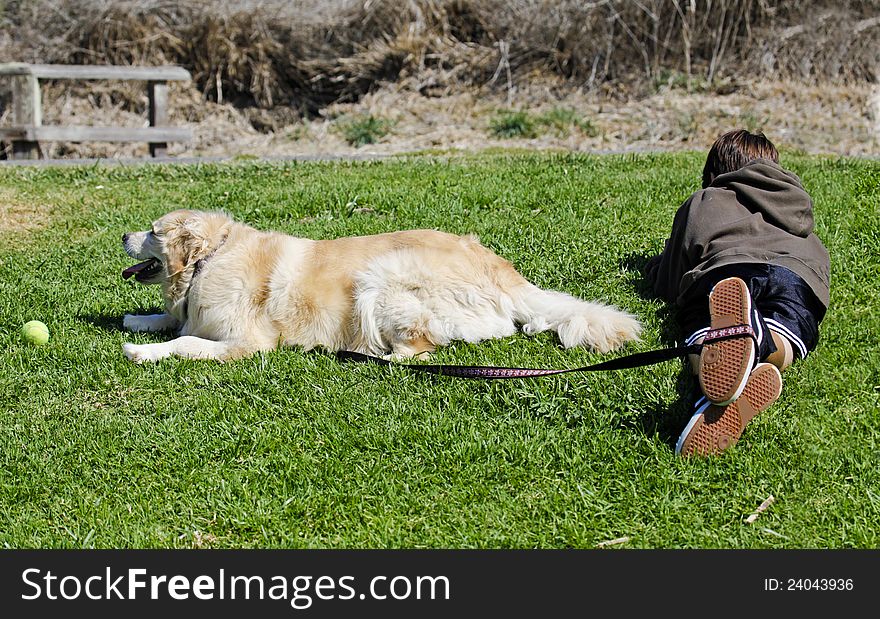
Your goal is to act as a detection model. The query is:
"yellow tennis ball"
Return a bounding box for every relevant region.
[21,320,50,345]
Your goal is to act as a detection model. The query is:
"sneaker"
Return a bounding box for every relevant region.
[699,277,756,406]
[676,363,782,457]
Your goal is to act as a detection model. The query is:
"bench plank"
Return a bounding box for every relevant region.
[1,63,192,158]
[0,63,191,81]
[0,125,192,143]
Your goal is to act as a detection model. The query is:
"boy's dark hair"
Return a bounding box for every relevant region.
[702,129,778,188]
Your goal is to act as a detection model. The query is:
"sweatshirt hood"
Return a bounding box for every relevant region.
[709,159,815,237]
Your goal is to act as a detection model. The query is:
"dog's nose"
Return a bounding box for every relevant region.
[122,232,129,244]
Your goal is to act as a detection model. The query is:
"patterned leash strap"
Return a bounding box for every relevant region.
[337,325,757,379]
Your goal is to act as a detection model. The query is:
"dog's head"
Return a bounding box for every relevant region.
[122,209,232,286]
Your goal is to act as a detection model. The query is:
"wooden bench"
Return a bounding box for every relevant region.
[0,63,193,159]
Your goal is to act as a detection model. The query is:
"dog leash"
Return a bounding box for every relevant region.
[337,325,755,380]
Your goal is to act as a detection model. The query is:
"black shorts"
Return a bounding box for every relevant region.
[676,263,827,361]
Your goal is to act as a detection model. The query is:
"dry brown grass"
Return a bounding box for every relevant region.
[2,1,877,111]
[0,1,877,159]
[0,187,53,243]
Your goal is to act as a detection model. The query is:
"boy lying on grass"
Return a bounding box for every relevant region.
[645,129,830,456]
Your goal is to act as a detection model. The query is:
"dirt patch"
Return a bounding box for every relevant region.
[0,188,53,243]
[306,77,879,157]
[2,77,876,160]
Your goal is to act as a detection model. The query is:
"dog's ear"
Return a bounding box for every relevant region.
[160,210,232,276]
[168,212,232,275]
[163,231,191,277]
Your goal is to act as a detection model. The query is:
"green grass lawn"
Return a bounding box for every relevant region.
[1,152,878,549]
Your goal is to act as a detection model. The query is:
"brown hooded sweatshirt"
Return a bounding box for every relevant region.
[645,159,830,308]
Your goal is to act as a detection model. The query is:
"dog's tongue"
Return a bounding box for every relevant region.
[122,259,156,280]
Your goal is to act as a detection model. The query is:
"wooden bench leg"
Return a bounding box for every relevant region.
[148,80,168,157]
[12,74,42,160]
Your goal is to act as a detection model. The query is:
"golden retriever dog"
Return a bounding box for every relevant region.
[120,210,641,363]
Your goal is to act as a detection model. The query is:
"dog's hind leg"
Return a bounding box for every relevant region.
[122,336,252,363]
[388,333,436,360]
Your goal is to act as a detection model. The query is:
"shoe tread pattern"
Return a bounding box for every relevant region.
[699,278,753,405]
[681,363,782,457]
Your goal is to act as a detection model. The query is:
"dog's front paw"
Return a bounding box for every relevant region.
[124,313,179,333]
[124,314,143,332]
[123,314,155,332]
[123,342,155,363]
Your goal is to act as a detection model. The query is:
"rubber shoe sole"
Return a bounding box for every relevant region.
[699,277,756,406]
[676,363,782,457]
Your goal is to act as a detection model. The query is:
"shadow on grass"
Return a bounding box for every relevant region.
[621,251,683,347]
[78,313,125,332]
[620,252,656,299]
[620,251,698,450]
[620,366,699,449]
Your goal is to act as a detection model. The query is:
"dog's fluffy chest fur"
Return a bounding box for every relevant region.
[183,229,321,348]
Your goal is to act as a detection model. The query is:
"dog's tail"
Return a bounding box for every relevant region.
[509,282,642,353]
